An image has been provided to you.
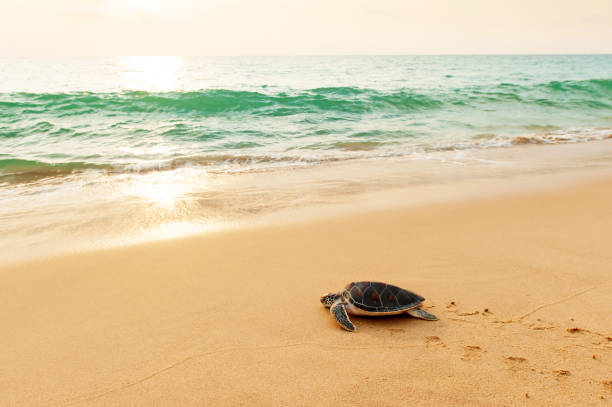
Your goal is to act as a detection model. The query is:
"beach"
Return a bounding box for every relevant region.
[2,0,612,403]
[1,165,611,406]
[1,54,612,406]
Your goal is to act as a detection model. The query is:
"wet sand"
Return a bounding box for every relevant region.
[1,173,612,406]
[4,139,612,265]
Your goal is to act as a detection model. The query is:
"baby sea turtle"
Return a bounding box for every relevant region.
[320,281,438,331]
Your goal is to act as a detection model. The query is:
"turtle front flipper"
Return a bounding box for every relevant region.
[406,307,438,321]
[330,300,356,331]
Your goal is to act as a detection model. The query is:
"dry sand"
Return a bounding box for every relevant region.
[1,177,612,406]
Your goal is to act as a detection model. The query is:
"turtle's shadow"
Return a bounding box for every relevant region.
[353,314,420,323]
[352,314,437,332]
[320,307,418,321]
[320,307,428,329]
[354,314,414,319]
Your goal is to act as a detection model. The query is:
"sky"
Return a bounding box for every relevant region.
[1,0,611,56]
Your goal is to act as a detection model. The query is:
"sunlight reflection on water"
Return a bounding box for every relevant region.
[120,56,183,91]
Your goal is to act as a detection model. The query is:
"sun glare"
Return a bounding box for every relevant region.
[127,169,212,211]
[120,56,182,91]
[130,171,186,210]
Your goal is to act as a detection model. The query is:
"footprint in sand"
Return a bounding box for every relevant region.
[425,335,446,348]
[566,327,585,334]
[444,301,486,318]
[456,311,480,316]
[461,345,483,361]
[504,356,528,372]
[527,318,555,330]
[506,356,527,363]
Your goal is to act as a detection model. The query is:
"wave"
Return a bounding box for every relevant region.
[471,128,612,147]
[539,78,612,95]
[455,79,612,109]
[0,88,443,119]
[0,158,112,184]
[1,75,611,185]
[1,78,609,123]
[0,158,110,172]
[3,128,611,184]
[510,132,612,145]
[333,141,384,151]
[0,154,338,183]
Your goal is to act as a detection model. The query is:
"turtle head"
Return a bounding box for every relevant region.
[320,293,338,308]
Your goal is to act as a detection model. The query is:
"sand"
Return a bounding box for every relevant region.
[1,177,612,406]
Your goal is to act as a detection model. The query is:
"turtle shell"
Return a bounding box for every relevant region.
[344,281,424,313]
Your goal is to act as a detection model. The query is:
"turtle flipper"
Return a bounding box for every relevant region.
[406,307,438,321]
[330,300,356,331]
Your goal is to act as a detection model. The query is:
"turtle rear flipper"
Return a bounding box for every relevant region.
[331,300,356,331]
[407,307,438,321]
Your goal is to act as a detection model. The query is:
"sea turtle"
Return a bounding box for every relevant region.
[320,281,437,331]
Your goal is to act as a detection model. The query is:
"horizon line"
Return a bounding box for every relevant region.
[2,53,612,58]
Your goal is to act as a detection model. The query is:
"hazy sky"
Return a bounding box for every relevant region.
[1,0,611,56]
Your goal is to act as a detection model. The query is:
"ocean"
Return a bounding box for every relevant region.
[1,55,611,261]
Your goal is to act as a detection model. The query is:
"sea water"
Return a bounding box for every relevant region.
[1,55,611,261]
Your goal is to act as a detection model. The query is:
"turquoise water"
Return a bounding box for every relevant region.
[1,55,611,181]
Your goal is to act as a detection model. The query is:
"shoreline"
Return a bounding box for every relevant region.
[3,139,612,265]
[1,173,611,406]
